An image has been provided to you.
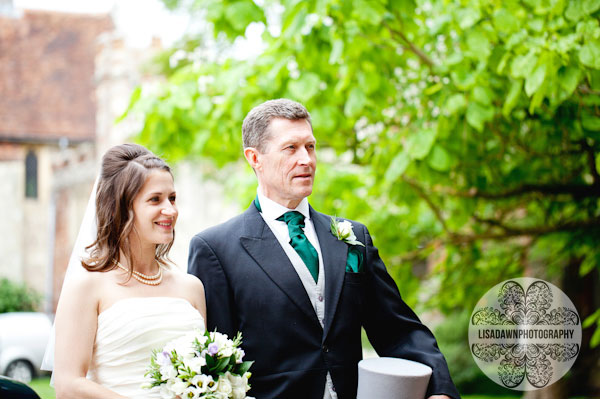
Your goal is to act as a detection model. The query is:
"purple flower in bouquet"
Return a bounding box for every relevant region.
[157,351,171,367]
[208,342,219,356]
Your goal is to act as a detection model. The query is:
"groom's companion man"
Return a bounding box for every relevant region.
[188,99,459,399]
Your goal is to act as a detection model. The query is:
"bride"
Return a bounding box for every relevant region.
[52,144,206,399]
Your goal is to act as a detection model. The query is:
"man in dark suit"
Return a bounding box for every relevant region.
[188,99,459,399]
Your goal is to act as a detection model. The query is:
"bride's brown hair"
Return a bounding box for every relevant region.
[82,143,174,275]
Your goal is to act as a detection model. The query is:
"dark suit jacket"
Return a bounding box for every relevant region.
[188,204,459,399]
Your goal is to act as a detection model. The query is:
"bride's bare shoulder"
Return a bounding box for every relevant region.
[164,267,206,314]
[60,268,122,300]
[167,266,205,291]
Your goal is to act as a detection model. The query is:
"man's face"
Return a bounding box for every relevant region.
[255,118,316,209]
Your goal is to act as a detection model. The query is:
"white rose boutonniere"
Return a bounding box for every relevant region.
[330,217,365,247]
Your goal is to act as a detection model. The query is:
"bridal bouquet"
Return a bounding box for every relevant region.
[144,329,255,399]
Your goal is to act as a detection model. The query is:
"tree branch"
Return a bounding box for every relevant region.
[384,22,435,67]
[437,182,600,199]
[389,239,443,263]
[450,216,600,244]
[403,176,449,232]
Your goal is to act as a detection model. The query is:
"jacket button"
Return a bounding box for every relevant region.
[322,345,329,352]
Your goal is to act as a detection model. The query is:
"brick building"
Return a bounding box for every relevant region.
[0,4,112,311]
[0,1,239,313]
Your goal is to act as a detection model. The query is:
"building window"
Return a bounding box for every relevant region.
[25,150,38,198]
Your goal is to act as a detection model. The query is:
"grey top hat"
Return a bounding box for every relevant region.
[357,357,433,399]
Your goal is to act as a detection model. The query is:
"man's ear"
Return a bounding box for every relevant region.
[243,147,260,170]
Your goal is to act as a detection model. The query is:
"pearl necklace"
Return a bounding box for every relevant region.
[114,260,163,286]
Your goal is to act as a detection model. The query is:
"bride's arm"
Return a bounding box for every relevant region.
[183,273,207,328]
[53,273,127,399]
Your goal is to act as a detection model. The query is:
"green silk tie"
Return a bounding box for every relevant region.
[277,211,320,283]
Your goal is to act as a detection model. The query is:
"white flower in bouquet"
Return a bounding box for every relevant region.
[160,383,176,399]
[190,374,214,394]
[183,384,203,399]
[166,377,189,396]
[145,329,254,399]
[226,372,249,399]
[216,375,233,396]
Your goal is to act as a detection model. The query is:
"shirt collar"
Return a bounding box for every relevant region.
[257,188,310,221]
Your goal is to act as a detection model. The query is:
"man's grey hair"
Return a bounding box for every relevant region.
[242,98,312,152]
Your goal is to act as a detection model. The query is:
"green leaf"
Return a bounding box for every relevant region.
[282,6,308,38]
[582,113,600,131]
[525,63,547,97]
[472,86,493,106]
[352,0,385,25]
[577,20,600,40]
[466,102,494,132]
[344,87,367,117]
[559,67,582,96]
[506,30,528,50]
[510,51,538,79]
[329,39,344,64]
[287,72,321,102]
[502,79,522,117]
[583,0,600,14]
[565,2,585,21]
[312,105,338,131]
[384,150,411,182]
[467,30,491,60]
[444,94,467,115]
[528,18,544,33]
[116,86,141,123]
[523,0,540,8]
[579,253,599,276]
[237,360,254,375]
[591,326,600,348]
[529,82,546,113]
[358,67,381,94]
[405,128,437,160]
[428,145,452,171]
[493,8,519,33]
[214,356,230,372]
[451,68,477,90]
[456,8,481,29]
[205,355,216,369]
[224,1,264,34]
[579,40,600,69]
[583,309,600,328]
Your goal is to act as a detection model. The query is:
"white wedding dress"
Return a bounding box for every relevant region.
[87,296,205,399]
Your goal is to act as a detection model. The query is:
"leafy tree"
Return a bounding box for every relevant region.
[0,278,41,313]
[126,0,600,394]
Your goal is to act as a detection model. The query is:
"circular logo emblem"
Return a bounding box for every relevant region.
[468,278,581,390]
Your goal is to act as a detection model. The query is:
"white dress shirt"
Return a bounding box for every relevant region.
[256,189,338,399]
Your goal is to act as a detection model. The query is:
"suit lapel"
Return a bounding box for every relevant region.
[310,208,348,340]
[240,206,321,326]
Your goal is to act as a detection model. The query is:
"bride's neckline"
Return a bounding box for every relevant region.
[98,296,196,317]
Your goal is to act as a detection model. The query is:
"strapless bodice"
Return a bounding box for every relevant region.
[87,296,205,398]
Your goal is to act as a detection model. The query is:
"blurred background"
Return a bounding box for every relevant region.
[0,0,599,398]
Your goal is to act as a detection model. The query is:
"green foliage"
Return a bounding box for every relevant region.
[29,377,55,399]
[128,0,600,343]
[0,278,41,313]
